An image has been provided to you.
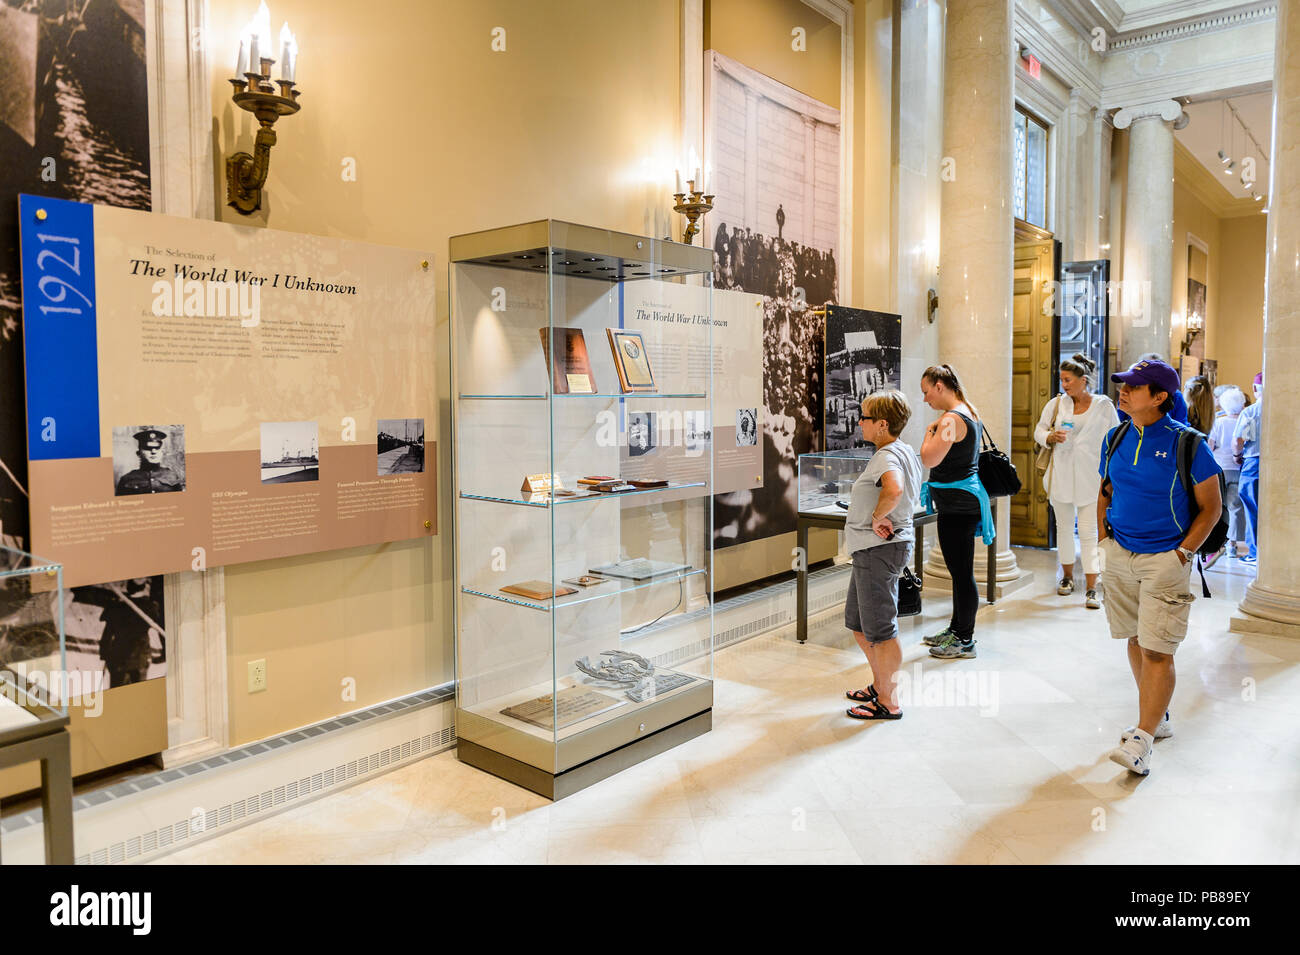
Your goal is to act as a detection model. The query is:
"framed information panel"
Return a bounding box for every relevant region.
[18,195,436,587]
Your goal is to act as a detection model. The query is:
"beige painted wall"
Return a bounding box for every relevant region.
[207,0,684,743]
[706,0,842,108]
[1171,180,1222,368]
[1168,180,1266,398]
[1215,214,1267,394]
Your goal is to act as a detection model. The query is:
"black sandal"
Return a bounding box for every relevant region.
[846,699,903,721]
[845,685,877,703]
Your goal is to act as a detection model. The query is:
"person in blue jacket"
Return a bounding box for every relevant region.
[1097,359,1222,777]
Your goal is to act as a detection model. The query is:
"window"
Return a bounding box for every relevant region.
[1013,107,1048,228]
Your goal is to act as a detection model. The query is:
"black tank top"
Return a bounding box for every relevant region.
[930,410,980,514]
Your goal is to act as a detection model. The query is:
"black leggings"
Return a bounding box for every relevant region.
[936,511,980,641]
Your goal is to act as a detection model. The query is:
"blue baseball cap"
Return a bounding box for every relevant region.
[1112,358,1180,399]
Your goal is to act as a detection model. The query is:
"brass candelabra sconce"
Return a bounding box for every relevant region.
[226,5,301,215]
[673,180,714,245]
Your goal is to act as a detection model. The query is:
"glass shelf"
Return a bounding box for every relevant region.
[462,567,706,613]
[460,481,707,508]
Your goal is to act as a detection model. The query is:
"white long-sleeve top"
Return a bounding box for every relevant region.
[1033,392,1120,506]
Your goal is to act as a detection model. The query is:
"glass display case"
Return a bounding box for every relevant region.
[797,447,878,516]
[0,547,67,732]
[450,220,714,799]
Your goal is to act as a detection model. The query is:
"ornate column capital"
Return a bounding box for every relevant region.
[1112,99,1183,129]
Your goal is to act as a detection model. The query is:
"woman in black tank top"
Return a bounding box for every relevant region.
[919,365,982,657]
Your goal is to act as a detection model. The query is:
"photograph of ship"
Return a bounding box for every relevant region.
[1,0,150,551]
[377,418,424,475]
[261,422,320,484]
[825,306,902,450]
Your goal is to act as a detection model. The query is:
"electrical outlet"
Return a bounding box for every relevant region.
[248,658,267,693]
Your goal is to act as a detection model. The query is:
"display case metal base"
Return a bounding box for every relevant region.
[457,709,711,801]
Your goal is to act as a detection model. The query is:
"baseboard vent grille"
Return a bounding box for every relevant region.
[63,711,456,865]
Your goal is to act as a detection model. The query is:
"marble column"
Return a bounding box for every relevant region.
[1113,99,1180,368]
[924,0,1024,587]
[1232,1,1300,638]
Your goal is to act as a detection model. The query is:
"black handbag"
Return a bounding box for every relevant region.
[897,566,922,617]
[978,426,1022,497]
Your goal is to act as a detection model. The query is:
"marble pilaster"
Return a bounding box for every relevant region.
[1233,1,1300,637]
[1113,99,1180,368]
[925,0,1024,585]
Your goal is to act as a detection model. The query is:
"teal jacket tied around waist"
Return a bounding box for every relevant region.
[920,476,995,545]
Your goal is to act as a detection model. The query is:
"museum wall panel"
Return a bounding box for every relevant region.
[205,0,684,741]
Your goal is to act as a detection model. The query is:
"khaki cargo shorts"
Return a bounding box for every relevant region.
[1099,537,1196,655]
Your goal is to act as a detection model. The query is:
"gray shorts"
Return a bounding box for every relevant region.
[844,541,913,644]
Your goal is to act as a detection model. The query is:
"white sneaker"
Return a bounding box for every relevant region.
[1121,712,1172,743]
[1057,577,1075,595]
[1086,589,1101,610]
[1109,729,1154,775]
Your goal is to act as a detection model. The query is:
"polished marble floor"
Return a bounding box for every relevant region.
[159,547,1300,864]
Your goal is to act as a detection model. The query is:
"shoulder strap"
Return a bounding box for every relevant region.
[1101,419,1132,492]
[1175,429,1198,508]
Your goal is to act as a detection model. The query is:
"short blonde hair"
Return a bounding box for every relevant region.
[861,389,912,437]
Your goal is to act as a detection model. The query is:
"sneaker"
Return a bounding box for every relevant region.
[929,634,976,659]
[1057,577,1075,595]
[1122,712,1172,743]
[1241,554,1257,565]
[923,626,955,647]
[1085,589,1101,609]
[1109,729,1153,775]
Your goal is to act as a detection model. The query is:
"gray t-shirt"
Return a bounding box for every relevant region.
[845,442,922,556]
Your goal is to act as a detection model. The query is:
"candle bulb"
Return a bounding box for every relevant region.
[278,22,292,82]
[248,31,259,72]
[694,167,700,193]
[285,31,297,83]
[675,169,681,194]
[236,37,248,77]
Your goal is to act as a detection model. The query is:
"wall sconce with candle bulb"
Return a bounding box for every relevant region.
[226,2,302,214]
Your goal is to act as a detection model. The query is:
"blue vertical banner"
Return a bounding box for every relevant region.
[19,194,101,460]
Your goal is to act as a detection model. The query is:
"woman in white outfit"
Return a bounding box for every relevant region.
[1034,353,1119,609]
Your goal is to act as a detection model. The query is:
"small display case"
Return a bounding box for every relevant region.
[0,546,74,864]
[450,220,715,800]
[797,447,877,515]
[0,547,66,720]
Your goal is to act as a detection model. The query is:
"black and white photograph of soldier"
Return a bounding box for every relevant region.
[628,411,657,457]
[1,0,151,549]
[112,424,186,495]
[736,408,758,446]
[66,576,166,690]
[825,307,903,450]
[377,418,424,475]
[261,421,319,484]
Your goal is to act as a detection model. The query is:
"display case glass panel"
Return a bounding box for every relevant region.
[450,221,714,794]
[0,547,68,731]
[797,448,877,516]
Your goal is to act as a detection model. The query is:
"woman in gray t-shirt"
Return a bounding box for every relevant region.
[843,390,923,720]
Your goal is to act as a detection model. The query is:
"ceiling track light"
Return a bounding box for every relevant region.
[1218,149,1232,165]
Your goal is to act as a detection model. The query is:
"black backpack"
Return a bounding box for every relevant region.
[1102,421,1229,596]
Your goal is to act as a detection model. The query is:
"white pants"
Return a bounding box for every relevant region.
[1052,499,1100,575]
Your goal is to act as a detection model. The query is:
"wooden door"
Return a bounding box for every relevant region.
[1012,225,1057,547]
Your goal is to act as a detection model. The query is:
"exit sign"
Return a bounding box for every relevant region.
[1023,53,1041,79]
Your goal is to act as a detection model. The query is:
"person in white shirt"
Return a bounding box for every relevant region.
[1034,353,1120,609]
